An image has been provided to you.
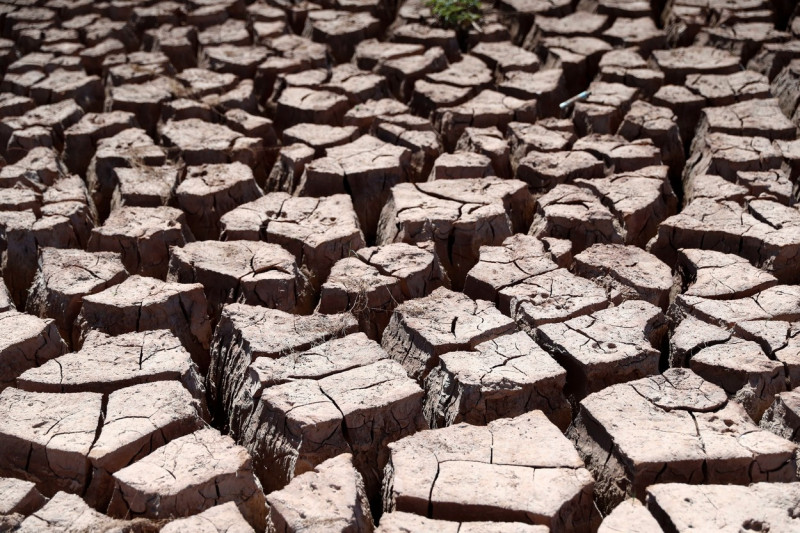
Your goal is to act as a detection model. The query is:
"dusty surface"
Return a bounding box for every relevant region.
[86,381,205,510]
[423,330,570,429]
[569,368,797,513]
[383,411,600,531]
[75,275,212,370]
[220,192,366,288]
[0,388,102,497]
[17,329,205,401]
[0,309,67,391]
[1,1,800,531]
[646,482,800,532]
[26,247,128,346]
[381,287,516,382]
[240,334,425,511]
[266,454,374,532]
[318,242,448,339]
[168,239,313,321]
[107,428,267,530]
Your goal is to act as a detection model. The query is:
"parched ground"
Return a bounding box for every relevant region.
[1,0,800,531]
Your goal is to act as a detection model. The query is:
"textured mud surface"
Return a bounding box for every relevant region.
[1,0,800,531]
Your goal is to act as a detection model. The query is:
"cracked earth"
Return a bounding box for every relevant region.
[1,0,800,531]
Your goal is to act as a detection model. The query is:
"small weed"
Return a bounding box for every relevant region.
[426,0,482,30]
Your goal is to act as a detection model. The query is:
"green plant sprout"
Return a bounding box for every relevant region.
[425,0,483,30]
